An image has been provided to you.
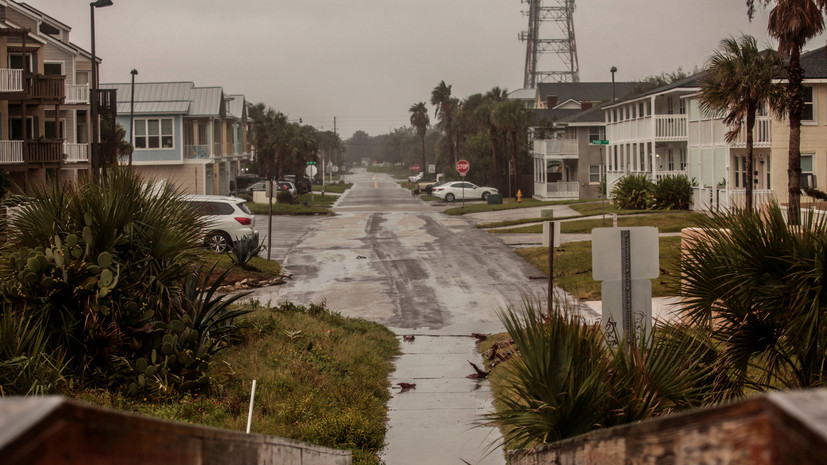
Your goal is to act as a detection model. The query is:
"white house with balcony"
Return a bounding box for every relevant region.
[603,76,699,196]
[530,82,637,200]
[101,81,251,195]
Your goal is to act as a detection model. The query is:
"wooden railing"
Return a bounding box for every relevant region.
[0,396,352,465]
[25,140,63,163]
[510,389,827,465]
[25,75,65,100]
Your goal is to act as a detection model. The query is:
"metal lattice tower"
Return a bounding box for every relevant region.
[519,0,580,88]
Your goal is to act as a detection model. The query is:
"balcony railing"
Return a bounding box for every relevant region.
[534,139,578,156]
[26,139,64,163]
[25,75,65,100]
[655,170,688,180]
[545,181,579,198]
[655,114,687,141]
[0,140,23,163]
[184,144,210,159]
[63,143,88,162]
[0,69,23,92]
[730,116,772,148]
[65,84,89,104]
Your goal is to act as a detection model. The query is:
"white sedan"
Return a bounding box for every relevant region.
[432,181,498,202]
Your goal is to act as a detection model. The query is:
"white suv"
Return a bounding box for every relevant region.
[183,195,255,252]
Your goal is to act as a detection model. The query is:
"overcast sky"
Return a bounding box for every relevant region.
[22,0,810,138]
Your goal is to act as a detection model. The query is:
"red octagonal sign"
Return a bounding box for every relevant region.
[456,159,470,176]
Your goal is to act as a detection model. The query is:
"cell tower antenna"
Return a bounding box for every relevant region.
[518,0,580,88]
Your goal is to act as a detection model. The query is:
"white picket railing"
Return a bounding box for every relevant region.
[65,84,89,104]
[0,140,23,163]
[63,143,88,162]
[655,114,688,140]
[0,69,23,92]
[730,116,772,148]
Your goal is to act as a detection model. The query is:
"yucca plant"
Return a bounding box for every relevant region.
[680,201,827,393]
[0,309,69,396]
[487,299,718,454]
[651,175,694,210]
[611,173,653,210]
[227,232,266,270]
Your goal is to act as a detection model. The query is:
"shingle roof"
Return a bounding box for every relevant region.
[801,46,827,79]
[536,82,638,104]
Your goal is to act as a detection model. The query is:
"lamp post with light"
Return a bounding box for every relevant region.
[90,0,113,176]
[129,68,137,167]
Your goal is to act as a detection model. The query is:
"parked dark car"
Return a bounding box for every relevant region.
[285,175,313,194]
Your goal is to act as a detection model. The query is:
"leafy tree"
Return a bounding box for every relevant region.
[699,35,784,212]
[248,103,289,180]
[474,87,509,183]
[631,67,697,94]
[409,102,430,172]
[746,0,827,224]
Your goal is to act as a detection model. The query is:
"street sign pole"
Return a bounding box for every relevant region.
[456,159,470,208]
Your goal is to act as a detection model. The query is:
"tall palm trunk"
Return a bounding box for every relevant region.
[787,48,803,225]
[488,126,498,184]
[420,134,426,175]
[745,102,756,212]
[511,129,519,196]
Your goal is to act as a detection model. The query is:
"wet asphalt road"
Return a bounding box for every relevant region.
[250,169,548,464]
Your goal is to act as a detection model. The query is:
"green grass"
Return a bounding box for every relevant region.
[441,198,581,215]
[246,193,336,215]
[515,236,682,300]
[492,212,706,234]
[569,201,648,216]
[313,183,352,194]
[200,251,282,284]
[73,301,400,465]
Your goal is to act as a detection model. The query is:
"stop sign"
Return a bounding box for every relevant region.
[456,159,470,176]
[410,164,420,171]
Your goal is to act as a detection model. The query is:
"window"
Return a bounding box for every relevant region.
[802,86,815,122]
[639,102,645,118]
[680,148,687,170]
[589,127,601,143]
[44,120,65,139]
[589,165,601,183]
[134,118,174,149]
[43,62,63,76]
[666,96,674,115]
[801,154,814,176]
[8,54,32,72]
[679,98,686,115]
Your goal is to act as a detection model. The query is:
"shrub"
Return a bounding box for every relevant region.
[611,173,653,209]
[681,202,827,393]
[276,191,294,204]
[486,298,715,452]
[652,175,694,210]
[228,232,266,270]
[0,168,248,396]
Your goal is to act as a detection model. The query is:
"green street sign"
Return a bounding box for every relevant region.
[591,140,609,145]
[307,161,316,165]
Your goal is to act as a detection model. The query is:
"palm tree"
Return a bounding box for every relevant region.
[492,99,532,197]
[699,35,784,212]
[746,0,827,224]
[408,102,429,174]
[430,80,457,165]
[474,87,509,182]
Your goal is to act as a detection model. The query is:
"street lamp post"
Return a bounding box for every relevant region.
[129,68,137,167]
[90,0,113,176]
[610,66,617,102]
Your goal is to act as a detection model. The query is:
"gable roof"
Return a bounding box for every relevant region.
[100,81,236,119]
[536,82,638,104]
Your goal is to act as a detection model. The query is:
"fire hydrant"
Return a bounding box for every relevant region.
[516,190,523,203]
